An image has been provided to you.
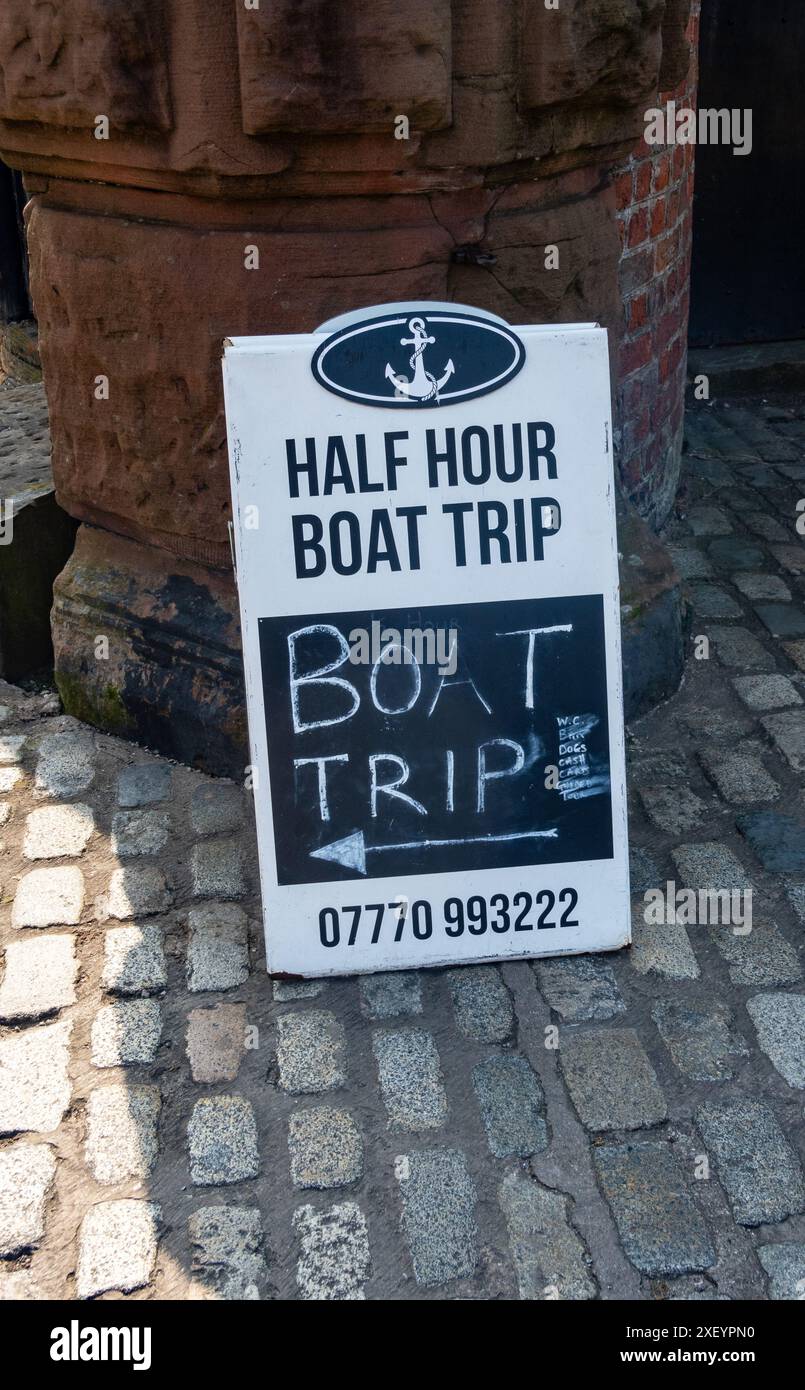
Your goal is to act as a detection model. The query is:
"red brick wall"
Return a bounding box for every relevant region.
[614,0,701,528]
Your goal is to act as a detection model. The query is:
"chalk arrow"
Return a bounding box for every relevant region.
[311,830,368,875]
[311,827,558,876]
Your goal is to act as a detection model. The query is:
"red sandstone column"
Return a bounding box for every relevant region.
[0,0,695,771]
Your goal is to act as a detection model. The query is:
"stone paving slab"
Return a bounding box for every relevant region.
[2,397,805,1299]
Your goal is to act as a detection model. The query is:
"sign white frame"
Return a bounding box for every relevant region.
[223,304,630,977]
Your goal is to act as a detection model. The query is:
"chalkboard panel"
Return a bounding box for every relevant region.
[259,594,612,886]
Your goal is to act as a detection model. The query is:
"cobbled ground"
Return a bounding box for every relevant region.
[2,395,805,1301]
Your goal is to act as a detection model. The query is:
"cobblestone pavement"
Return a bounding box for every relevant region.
[2,394,805,1301]
[0,380,50,499]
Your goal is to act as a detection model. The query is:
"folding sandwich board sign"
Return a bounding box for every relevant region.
[222,302,630,977]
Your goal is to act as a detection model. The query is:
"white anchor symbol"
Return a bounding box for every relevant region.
[384,317,455,403]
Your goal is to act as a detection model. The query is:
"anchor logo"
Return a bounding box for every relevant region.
[384,317,455,404]
[311,305,525,408]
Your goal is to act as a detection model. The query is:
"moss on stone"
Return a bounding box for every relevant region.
[55,671,134,733]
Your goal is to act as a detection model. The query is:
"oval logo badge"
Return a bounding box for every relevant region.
[311,309,525,408]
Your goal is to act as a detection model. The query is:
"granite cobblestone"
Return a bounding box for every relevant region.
[1,398,805,1299]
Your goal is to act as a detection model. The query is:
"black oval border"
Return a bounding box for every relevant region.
[311,309,526,409]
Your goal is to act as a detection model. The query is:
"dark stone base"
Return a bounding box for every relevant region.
[0,490,77,681]
[52,504,684,776]
[618,489,686,722]
[52,525,247,776]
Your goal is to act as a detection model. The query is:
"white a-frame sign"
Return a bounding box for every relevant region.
[223,302,630,977]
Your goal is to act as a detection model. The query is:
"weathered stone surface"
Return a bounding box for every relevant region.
[746,993,805,1088]
[47,525,264,783]
[0,1272,46,1300]
[785,880,805,924]
[709,539,768,572]
[447,966,513,1042]
[1,765,22,792]
[288,1107,363,1189]
[676,707,755,743]
[711,920,802,988]
[50,532,249,776]
[737,812,805,874]
[630,905,700,979]
[23,803,94,859]
[29,206,441,553]
[277,1011,346,1094]
[732,674,802,711]
[0,1142,56,1256]
[106,865,171,919]
[687,505,733,538]
[187,904,249,992]
[668,545,713,580]
[191,839,245,899]
[373,1029,447,1132]
[103,923,167,995]
[293,1202,370,1300]
[473,1055,547,1158]
[521,0,664,109]
[0,1019,71,1134]
[762,710,805,773]
[34,730,95,798]
[190,782,244,837]
[639,782,708,833]
[772,546,805,575]
[85,1084,161,1184]
[734,573,791,602]
[688,583,743,620]
[117,763,171,808]
[359,971,422,1020]
[700,749,779,806]
[630,751,687,785]
[186,1003,246,1084]
[755,603,805,639]
[397,1149,477,1286]
[76,1200,160,1299]
[706,625,776,671]
[12,865,84,927]
[189,1206,268,1300]
[0,0,172,131]
[672,841,752,891]
[652,999,748,1081]
[559,1029,667,1131]
[91,999,162,1067]
[272,979,324,1002]
[785,639,805,671]
[697,1098,805,1226]
[744,513,790,544]
[499,1169,595,1300]
[629,845,662,896]
[188,1096,259,1186]
[594,1142,714,1276]
[0,933,77,1020]
[111,809,169,858]
[757,1244,805,1301]
[237,0,451,135]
